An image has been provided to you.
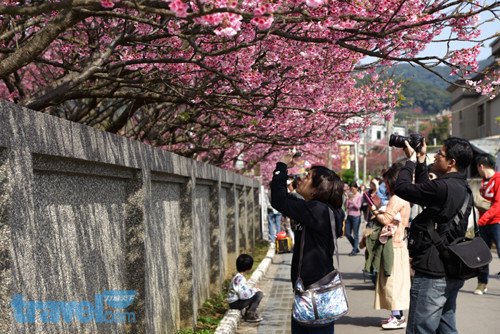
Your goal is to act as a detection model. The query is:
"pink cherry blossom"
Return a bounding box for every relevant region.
[100,0,115,8]
[214,26,238,37]
[250,16,274,30]
[169,0,189,18]
[306,0,324,8]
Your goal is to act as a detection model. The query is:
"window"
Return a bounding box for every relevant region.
[459,110,463,121]
[376,131,382,140]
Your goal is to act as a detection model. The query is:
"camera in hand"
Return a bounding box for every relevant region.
[287,175,300,190]
[389,133,424,152]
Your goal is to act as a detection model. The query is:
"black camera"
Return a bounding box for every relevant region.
[389,133,424,152]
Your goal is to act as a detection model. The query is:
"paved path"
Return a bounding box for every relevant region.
[237,238,500,334]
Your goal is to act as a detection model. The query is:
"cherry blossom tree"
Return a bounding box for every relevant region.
[0,0,498,175]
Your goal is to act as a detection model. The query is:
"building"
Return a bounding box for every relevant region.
[448,37,500,140]
[448,37,500,172]
[365,123,406,142]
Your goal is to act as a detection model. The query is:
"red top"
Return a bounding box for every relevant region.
[478,172,500,226]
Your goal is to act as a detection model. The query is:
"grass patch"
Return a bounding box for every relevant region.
[176,240,270,333]
[251,239,272,265]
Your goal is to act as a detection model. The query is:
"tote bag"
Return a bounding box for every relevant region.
[292,208,349,326]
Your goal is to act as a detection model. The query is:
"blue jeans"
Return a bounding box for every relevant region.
[268,213,282,242]
[406,272,464,334]
[292,317,334,334]
[478,223,500,284]
[345,215,361,252]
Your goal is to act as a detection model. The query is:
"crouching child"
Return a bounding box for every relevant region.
[227,254,264,322]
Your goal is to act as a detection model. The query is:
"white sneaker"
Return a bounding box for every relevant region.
[381,315,395,325]
[382,316,406,330]
[474,283,487,295]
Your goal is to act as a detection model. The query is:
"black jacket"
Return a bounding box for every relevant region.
[270,163,345,287]
[394,160,472,277]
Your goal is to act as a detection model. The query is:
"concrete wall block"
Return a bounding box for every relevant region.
[219,187,229,281]
[123,175,147,334]
[225,185,238,276]
[193,184,211,319]
[148,178,182,332]
[209,180,222,294]
[248,187,256,250]
[0,149,12,334]
[238,186,248,253]
[178,177,195,328]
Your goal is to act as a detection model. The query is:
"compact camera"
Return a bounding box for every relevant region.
[389,133,424,152]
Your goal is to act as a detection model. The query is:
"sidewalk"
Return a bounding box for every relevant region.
[235,238,500,334]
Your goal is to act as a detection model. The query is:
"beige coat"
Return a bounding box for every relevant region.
[374,194,411,311]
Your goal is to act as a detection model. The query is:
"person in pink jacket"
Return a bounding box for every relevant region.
[345,182,363,255]
[475,153,500,295]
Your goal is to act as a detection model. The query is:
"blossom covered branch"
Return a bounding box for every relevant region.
[0,0,498,173]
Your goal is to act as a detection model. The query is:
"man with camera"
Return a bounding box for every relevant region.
[391,135,473,334]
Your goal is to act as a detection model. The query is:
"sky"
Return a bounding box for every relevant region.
[416,11,499,61]
[360,10,499,64]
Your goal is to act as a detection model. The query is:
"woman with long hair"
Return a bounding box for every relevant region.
[271,152,345,334]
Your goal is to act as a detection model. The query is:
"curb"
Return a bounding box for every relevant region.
[214,246,276,334]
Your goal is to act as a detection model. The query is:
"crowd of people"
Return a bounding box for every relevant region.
[227,136,499,334]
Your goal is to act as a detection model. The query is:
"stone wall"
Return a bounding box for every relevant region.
[0,101,261,333]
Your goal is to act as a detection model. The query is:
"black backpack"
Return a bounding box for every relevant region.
[426,191,492,280]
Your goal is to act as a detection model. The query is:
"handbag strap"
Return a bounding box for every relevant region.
[329,208,341,268]
[426,189,472,246]
[297,208,340,280]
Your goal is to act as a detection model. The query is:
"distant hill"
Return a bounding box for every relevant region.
[398,80,451,114]
[388,59,491,114]
[391,64,453,90]
[391,59,491,88]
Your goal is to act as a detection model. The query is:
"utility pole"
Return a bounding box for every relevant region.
[354,142,359,183]
[362,132,367,186]
[387,118,393,167]
[327,145,332,169]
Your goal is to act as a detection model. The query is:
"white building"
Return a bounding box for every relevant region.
[363,123,406,142]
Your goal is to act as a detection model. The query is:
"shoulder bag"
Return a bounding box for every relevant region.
[292,208,349,326]
[426,192,492,280]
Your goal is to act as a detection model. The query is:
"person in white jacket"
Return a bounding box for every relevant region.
[227,254,263,322]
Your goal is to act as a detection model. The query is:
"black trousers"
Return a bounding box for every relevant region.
[228,291,263,313]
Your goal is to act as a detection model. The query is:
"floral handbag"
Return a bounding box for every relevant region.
[292,208,349,326]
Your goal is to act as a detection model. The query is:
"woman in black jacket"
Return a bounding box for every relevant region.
[271,152,345,334]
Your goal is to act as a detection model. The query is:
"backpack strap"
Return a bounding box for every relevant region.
[426,188,471,248]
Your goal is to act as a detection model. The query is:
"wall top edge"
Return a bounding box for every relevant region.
[0,101,260,187]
